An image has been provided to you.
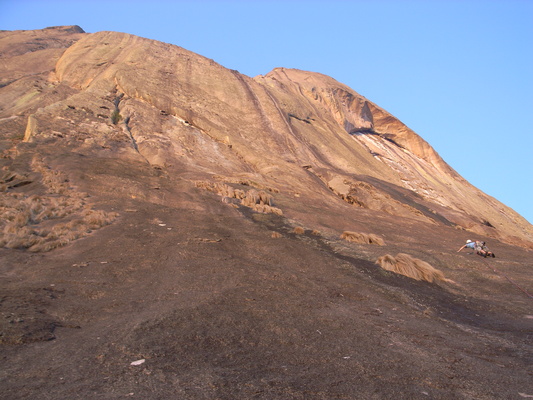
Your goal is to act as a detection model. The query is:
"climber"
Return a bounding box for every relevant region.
[477,241,496,258]
[457,239,495,258]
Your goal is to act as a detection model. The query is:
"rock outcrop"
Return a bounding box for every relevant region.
[1,26,532,400]
[1,26,530,248]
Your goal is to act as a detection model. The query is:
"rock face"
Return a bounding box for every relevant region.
[2,27,530,247]
[1,27,532,399]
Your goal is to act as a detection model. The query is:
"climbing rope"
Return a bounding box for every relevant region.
[482,259,533,300]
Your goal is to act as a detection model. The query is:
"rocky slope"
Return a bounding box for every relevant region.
[3,27,531,247]
[1,26,532,399]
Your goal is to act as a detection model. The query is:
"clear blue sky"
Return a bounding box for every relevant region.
[2,0,532,224]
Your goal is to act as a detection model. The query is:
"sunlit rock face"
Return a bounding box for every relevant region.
[1,26,531,248]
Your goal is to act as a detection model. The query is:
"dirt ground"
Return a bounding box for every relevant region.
[1,149,532,400]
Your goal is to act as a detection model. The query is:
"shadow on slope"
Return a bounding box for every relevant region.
[238,206,531,335]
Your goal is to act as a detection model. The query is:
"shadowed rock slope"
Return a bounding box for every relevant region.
[1,26,532,399]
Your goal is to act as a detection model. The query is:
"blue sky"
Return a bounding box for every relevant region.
[1,0,532,223]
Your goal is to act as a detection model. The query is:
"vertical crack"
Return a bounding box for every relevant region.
[122,115,139,153]
[112,93,140,154]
